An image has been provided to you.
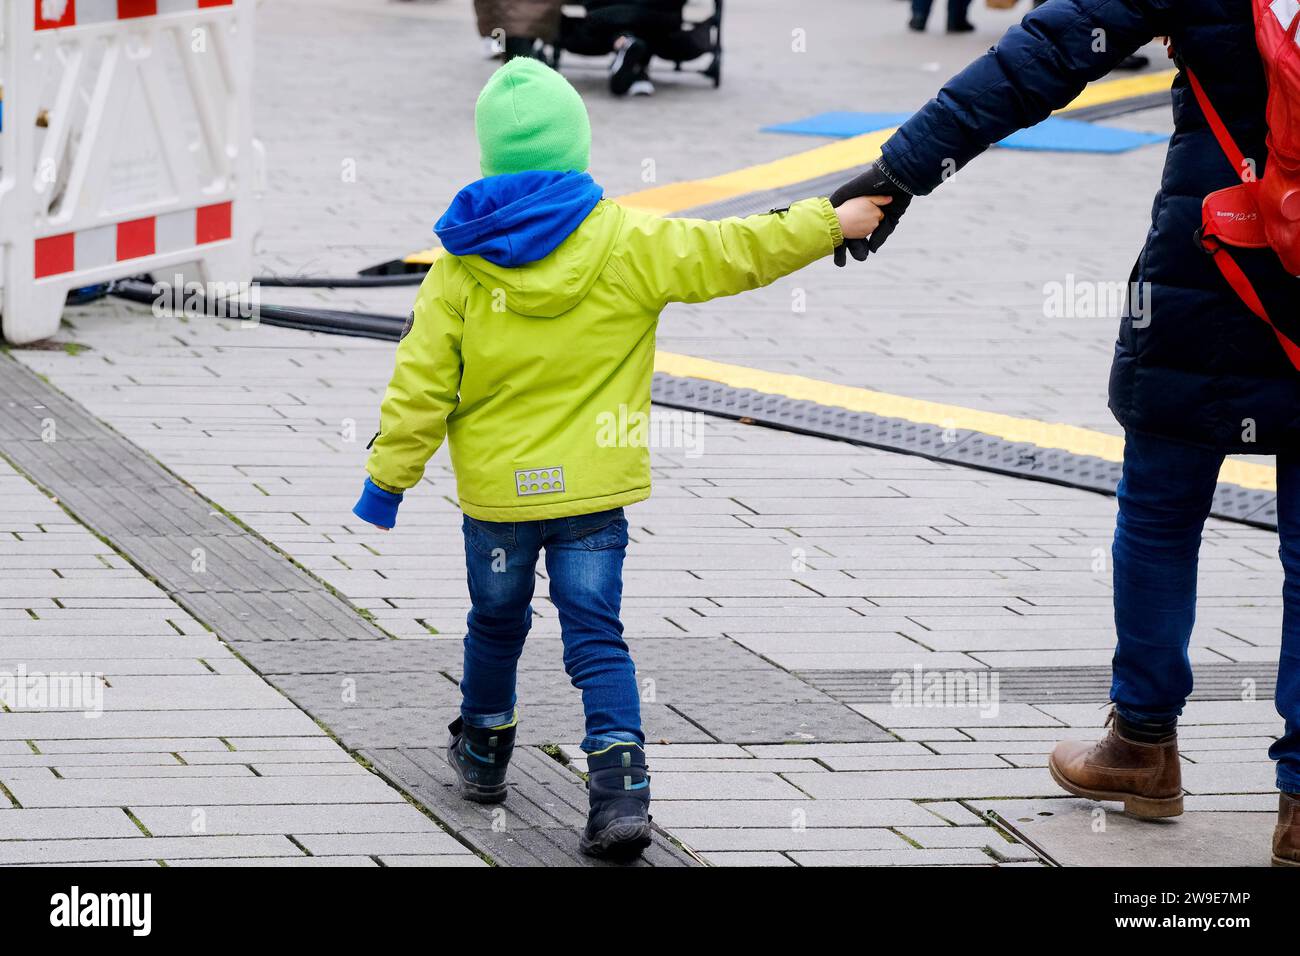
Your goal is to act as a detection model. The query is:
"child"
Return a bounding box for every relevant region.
[352,57,886,861]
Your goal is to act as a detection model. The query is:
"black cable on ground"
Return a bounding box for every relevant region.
[108,278,407,341]
[251,273,426,288]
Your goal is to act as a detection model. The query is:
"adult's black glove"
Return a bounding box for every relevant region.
[829,159,913,266]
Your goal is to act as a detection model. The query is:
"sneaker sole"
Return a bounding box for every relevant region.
[609,41,650,96]
[1272,854,1300,867]
[1049,756,1183,818]
[579,818,652,862]
[453,776,508,804]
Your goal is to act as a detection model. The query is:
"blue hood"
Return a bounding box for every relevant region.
[434,171,604,267]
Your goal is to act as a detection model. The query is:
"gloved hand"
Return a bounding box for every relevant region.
[352,477,403,530]
[830,159,914,266]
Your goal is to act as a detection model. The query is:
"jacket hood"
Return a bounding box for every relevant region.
[434,171,609,317]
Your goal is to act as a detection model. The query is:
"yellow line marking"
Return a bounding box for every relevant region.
[403,246,443,266]
[1053,68,1174,113]
[403,70,1176,261]
[654,351,1277,493]
[617,130,898,216]
[616,69,1175,214]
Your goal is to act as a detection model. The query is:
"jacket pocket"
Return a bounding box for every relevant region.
[463,515,517,557]
[565,508,628,551]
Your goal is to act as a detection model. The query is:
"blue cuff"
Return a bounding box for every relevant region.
[352,477,403,528]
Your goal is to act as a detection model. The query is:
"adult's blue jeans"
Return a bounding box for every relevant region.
[458,507,642,754]
[1111,430,1300,791]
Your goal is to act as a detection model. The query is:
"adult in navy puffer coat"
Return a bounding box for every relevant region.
[832,0,1300,865]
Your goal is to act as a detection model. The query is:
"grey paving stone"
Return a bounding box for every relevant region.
[652,772,808,801]
[0,808,143,840]
[968,798,1275,867]
[651,799,940,829]
[295,831,465,856]
[674,827,909,852]
[699,851,797,867]
[164,855,379,867]
[0,835,300,865]
[228,639,464,674]
[270,672,461,709]
[87,675,297,712]
[179,749,355,765]
[378,854,489,867]
[789,848,995,867]
[21,765,257,780]
[785,768,1058,801]
[672,701,890,744]
[0,753,176,769]
[0,709,323,740]
[642,758,827,773]
[914,802,990,826]
[130,803,451,838]
[31,738,231,754]
[7,773,402,808]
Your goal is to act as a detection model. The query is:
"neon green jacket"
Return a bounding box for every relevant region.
[365,192,842,523]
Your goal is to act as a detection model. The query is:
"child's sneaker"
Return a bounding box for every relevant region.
[446,716,516,803]
[580,742,652,861]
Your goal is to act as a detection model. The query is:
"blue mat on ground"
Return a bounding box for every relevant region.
[762,111,1166,153]
[762,111,913,138]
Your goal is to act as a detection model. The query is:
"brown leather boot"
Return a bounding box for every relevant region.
[1273,792,1300,866]
[1049,711,1183,818]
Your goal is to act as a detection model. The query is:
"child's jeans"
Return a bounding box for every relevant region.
[458,507,643,754]
[1110,430,1300,792]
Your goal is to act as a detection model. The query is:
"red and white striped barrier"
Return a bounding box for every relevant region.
[35,1,234,31]
[34,202,234,278]
[1,0,262,344]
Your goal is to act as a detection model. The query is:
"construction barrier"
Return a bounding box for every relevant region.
[0,0,262,343]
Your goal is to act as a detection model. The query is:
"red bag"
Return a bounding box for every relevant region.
[1188,0,1300,368]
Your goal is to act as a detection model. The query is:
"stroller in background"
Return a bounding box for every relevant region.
[548,0,723,88]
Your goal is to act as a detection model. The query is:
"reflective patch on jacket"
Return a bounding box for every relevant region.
[515,467,565,496]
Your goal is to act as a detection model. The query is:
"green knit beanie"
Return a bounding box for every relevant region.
[475,58,592,177]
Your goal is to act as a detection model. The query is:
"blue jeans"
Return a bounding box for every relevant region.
[1111,430,1300,791]
[458,507,642,753]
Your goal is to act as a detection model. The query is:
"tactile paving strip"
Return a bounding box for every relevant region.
[650,373,1278,530]
[0,353,696,867]
[801,663,1278,704]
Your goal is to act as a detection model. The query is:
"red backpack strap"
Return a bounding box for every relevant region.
[1207,245,1300,368]
[1185,66,1251,182]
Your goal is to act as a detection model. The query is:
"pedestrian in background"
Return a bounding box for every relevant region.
[473,0,562,59]
[909,0,975,32]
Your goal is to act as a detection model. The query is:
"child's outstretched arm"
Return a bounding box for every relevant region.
[352,256,465,530]
[612,196,887,307]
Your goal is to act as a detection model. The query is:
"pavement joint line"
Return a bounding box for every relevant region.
[0,351,694,867]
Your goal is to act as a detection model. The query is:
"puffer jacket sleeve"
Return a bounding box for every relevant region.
[881,0,1173,196]
[612,197,843,309]
[365,255,466,492]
